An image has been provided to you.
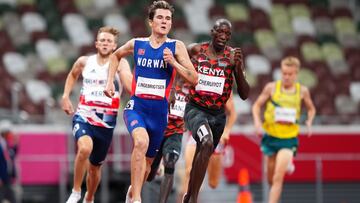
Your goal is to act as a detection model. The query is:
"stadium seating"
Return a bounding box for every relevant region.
[0,0,358,124]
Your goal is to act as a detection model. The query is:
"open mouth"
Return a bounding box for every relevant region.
[217,40,226,46]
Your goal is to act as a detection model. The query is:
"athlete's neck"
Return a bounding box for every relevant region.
[96,54,109,66]
[281,83,296,93]
[149,34,167,48]
[208,42,224,58]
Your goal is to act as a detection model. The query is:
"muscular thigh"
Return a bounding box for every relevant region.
[184,103,209,143]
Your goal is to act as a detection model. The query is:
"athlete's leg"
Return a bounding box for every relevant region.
[128,127,149,202]
[179,141,196,202]
[83,125,114,202]
[159,135,181,203]
[268,148,293,203]
[159,152,179,203]
[84,164,101,202]
[74,136,92,192]
[207,153,222,189]
[67,122,94,203]
[185,123,214,203]
[147,139,164,182]
[66,136,92,203]
[266,155,276,185]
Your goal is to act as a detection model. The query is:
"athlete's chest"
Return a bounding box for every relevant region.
[195,53,233,78]
[82,65,108,85]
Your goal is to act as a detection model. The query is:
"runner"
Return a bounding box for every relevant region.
[62,26,131,203]
[252,56,316,203]
[103,1,198,202]
[182,18,249,203]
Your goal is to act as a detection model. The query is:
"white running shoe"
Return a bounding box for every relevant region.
[82,192,94,203]
[286,161,295,175]
[66,189,81,203]
[125,185,132,203]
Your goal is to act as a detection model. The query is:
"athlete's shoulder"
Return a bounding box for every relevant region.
[300,84,310,94]
[265,81,276,91]
[187,43,202,56]
[77,55,91,66]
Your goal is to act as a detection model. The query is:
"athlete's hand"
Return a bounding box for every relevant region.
[163,47,175,66]
[233,47,243,63]
[168,88,176,113]
[61,96,74,115]
[104,82,115,98]
[254,120,263,138]
[306,119,312,137]
[220,129,230,145]
[232,48,245,73]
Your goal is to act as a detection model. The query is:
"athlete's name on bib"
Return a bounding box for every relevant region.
[90,90,107,97]
[137,83,165,89]
[198,66,225,77]
[198,79,223,87]
[137,57,166,68]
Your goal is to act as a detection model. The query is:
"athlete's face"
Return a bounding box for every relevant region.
[281,64,298,87]
[95,32,117,56]
[211,24,231,50]
[149,9,172,36]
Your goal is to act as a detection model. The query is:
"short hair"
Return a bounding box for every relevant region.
[97,26,120,42]
[213,18,232,30]
[148,0,174,20]
[281,56,300,70]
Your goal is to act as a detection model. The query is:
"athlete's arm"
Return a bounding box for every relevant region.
[105,39,135,97]
[221,93,237,145]
[165,40,198,86]
[168,74,184,109]
[61,56,87,115]
[117,58,133,94]
[301,86,316,137]
[252,82,274,136]
[231,48,249,100]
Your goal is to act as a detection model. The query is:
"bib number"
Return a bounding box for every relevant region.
[274,107,297,124]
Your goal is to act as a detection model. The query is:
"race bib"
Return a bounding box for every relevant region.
[195,73,225,96]
[274,107,297,124]
[169,100,187,118]
[135,76,166,99]
[84,87,112,105]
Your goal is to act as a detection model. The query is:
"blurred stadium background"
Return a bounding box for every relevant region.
[0,0,359,202]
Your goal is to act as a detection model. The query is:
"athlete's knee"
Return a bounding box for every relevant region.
[200,135,214,156]
[197,124,214,151]
[77,145,92,158]
[133,137,148,153]
[88,164,101,177]
[163,152,180,174]
[208,179,219,189]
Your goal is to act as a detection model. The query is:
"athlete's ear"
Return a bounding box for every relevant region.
[148,19,153,27]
